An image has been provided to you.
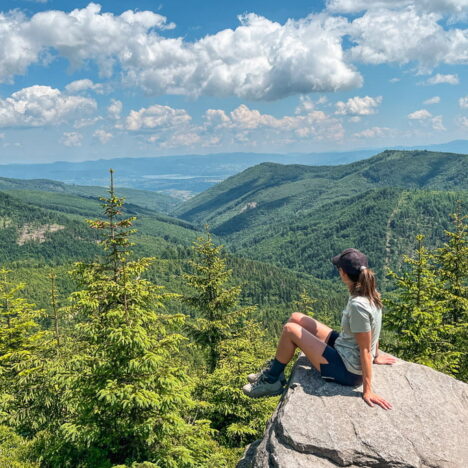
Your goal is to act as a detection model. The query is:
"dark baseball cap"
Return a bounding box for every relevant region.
[331,248,368,277]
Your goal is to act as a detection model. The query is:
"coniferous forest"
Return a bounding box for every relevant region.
[0,150,467,466]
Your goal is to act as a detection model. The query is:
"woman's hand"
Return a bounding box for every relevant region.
[362,391,392,410]
[373,354,396,365]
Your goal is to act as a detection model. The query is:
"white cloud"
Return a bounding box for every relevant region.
[0,85,96,127]
[203,103,344,143]
[457,116,468,128]
[353,126,392,138]
[61,132,82,147]
[408,109,445,130]
[423,96,440,104]
[458,96,468,108]
[74,116,102,129]
[389,77,400,83]
[335,96,382,115]
[65,79,103,94]
[160,132,201,148]
[431,115,445,130]
[408,109,432,119]
[93,129,113,143]
[0,133,4,139]
[327,0,468,17]
[126,13,362,100]
[425,73,460,85]
[0,5,362,100]
[124,104,191,131]
[348,9,468,72]
[107,99,123,119]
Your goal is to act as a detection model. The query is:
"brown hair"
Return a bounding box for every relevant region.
[347,267,383,309]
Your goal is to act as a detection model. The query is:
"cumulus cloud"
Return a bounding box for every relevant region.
[0,85,96,127]
[335,96,382,115]
[61,132,82,147]
[203,103,344,142]
[93,129,113,143]
[348,8,468,72]
[459,96,468,108]
[107,99,123,119]
[408,109,445,130]
[457,116,468,128]
[123,104,191,131]
[425,73,460,85]
[423,96,440,104]
[0,4,362,100]
[408,109,432,119]
[353,126,393,138]
[327,0,468,17]
[65,79,103,94]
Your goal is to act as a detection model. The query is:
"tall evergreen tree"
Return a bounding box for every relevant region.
[385,235,459,374]
[434,209,467,380]
[35,171,223,467]
[182,230,255,373]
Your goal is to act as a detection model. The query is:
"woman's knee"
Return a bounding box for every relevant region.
[288,312,305,324]
[283,321,301,337]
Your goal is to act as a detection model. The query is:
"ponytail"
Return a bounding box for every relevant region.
[348,267,383,309]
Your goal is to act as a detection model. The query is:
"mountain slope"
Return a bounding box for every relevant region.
[174,150,467,232]
[227,188,465,280]
[0,177,180,214]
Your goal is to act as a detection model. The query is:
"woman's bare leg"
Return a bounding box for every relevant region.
[288,312,333,343]
[275,322,328,372]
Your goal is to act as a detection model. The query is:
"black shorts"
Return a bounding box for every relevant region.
[319,330,363,387]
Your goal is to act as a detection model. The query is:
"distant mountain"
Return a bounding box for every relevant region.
[175,150,467,226]
[1,140,465,197]
[174,150,467,281]
[0,177,180,214]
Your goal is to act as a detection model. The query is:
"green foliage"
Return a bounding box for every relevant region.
[433,209,468,380]
[182,230,255,372]
[385,233,464,377]
[195,321,278,448]
[0,425,38,467]
[31,171,221,467]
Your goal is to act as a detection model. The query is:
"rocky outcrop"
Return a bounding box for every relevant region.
[238,354,467,467]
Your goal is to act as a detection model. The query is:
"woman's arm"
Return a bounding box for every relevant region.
[354,332,392,410]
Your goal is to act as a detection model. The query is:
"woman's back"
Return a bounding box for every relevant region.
[334,295,382,375]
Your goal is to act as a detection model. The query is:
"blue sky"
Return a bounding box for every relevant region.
[0,0,466,163]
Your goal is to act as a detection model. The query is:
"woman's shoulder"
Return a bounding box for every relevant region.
[350,295,380,312]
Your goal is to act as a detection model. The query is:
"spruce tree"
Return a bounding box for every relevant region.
[385,235,458,374]
[434,209,467,380]
[37,171,223,467]
[196,320,278,452]
[182,230,255,373]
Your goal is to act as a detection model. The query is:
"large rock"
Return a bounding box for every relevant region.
[238,354,468,467]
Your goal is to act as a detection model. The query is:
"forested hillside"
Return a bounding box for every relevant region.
[174,150,467,282]
[0,177,180,213]
[0,150,466,467]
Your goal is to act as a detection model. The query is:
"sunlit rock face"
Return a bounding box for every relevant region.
[238,354,468,468]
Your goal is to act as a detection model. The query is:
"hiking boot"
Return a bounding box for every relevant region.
[247,370,286,385]
[246,359,287,385]
[242,374,285,398]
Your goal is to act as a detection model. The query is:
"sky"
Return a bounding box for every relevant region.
[0,0,467,163]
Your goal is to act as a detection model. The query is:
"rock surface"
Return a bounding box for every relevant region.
[238,354,468,468]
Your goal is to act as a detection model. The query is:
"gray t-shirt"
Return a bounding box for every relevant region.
[334,295,382,375]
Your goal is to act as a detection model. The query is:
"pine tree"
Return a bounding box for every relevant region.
[35,171,224,467]
[385,235,458,374]
[196,320,278,452]
[0,269,67,443]
[434,209,467,380]
[182,229,255,373]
